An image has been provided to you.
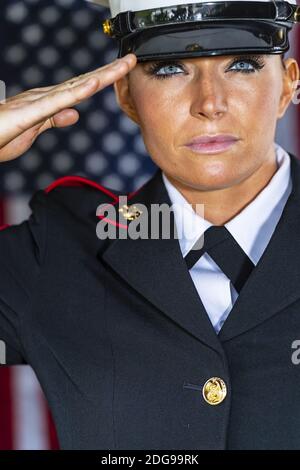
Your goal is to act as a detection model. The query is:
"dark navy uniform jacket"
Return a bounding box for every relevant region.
[1,153,300,450]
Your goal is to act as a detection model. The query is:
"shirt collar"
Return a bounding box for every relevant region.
[162,143,292,264]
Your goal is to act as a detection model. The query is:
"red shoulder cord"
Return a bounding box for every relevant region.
[0,175,145,232]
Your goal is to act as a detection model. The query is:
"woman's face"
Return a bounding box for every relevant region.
[115,53,298,191]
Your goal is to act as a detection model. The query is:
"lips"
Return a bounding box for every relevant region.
[184,134,240,155]
[187,134,239,145]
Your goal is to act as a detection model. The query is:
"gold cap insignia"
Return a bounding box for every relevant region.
[102,19,113,36]
[294,6,300,22]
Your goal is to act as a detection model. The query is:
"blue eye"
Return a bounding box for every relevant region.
[156,64,185,76]
[227,58,265,74]
[230,61,255,72]
[146,62,186,80]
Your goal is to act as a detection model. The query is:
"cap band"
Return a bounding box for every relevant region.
[103,1,300,38]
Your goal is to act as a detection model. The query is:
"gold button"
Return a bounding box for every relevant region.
[202,377,227,405]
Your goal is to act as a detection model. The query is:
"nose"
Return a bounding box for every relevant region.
[190,72,228,121]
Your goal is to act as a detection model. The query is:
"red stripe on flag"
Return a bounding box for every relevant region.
[0,369,14,449]
[0,200,4,226]
[46,407,60,450]
[295,26,300,158]
[0,199,14,449]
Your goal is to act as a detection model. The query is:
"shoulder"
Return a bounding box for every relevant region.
[28,175,123,222]
[0,175,125,242]
[43,174,121,203]
[44,175,121,200]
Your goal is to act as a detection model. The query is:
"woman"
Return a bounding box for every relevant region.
[1,0,300,449]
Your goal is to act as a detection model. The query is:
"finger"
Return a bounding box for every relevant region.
[2,85,58,106]
[3,55,137,107]
[51,108,80,128]
[0,125,43,162]
[12,55,137,134]
[4,54,137,105]
[51,54,137,93]
[41,109,80,133]
[0,109,80,162]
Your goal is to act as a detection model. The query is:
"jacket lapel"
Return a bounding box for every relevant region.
[100,169,223,354]
[99,153,300,348]
[219,153,300,341]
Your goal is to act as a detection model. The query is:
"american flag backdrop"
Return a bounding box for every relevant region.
[0,0,299,450]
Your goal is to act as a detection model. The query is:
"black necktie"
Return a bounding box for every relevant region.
[184,225,255,294]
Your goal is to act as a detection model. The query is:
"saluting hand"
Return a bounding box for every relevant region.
[0,54,137,162]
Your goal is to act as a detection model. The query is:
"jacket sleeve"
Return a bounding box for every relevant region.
[0,189,48,366]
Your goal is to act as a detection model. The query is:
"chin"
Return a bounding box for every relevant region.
[175,165,236,190]
[191,178,237,191]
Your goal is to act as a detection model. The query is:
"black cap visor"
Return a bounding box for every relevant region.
[118,20,291,61]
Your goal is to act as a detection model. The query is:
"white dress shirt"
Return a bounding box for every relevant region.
[162,142,292,333]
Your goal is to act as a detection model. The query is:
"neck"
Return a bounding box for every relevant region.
[166,148,278,225]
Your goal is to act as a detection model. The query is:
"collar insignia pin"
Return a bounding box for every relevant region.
[119,205,143,221]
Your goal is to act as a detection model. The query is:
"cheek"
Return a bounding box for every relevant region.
[234,79,280,138]
[131,86,186,163]
[134,87,185,134]
[131,77,190,131]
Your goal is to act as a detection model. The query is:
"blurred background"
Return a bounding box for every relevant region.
[0,0,299,449]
